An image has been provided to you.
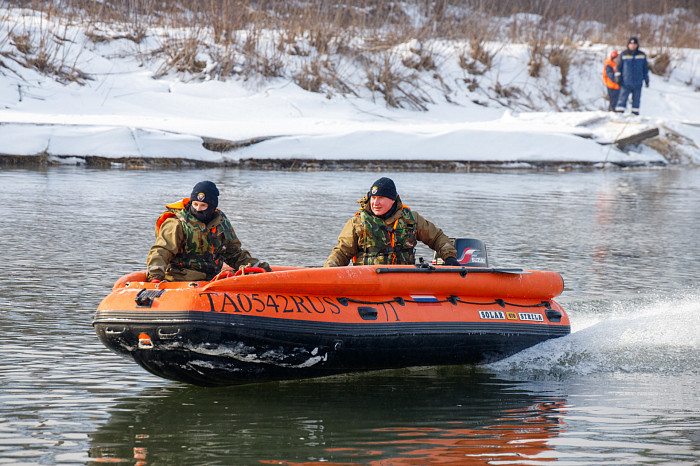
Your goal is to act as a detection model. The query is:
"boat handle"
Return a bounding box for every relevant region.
[104,327,126,335]
[357,306,378,320]
[138,333,153,349]
[157,328,181,339]
[545,308,563,322]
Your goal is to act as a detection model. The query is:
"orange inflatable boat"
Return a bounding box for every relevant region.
[93,251,570,386]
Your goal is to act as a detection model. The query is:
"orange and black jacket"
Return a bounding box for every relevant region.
[603,59,619,90]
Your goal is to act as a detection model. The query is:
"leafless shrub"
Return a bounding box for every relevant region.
[649,51,671,76]
[364,53,403,108]
[364,52,432,110]
[294,58,357,97]
[528,44,544,78]
[7,12,91,84]
[239,38,285,81]
[84,29,111,43]
[548,45,572,94]
[471,39,494,68]
[247,54,284,79]
[459,54,480,75]
[463,77,479,92]
[10,32,32,54]
[295,58,355,96]
[152,29,207,79]
[295,63,324,93]
[2,0,699,101]
[459,39,496,76]
[400,40,437,72]
[493,81,520,100]
[84,25,146,44]
[207,43,239,79]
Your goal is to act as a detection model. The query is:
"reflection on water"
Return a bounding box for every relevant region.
[0,167,699,464]
[88,368,565,465]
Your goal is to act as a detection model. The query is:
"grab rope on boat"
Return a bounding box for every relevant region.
[337,296,551,309]
[375,264,529,276]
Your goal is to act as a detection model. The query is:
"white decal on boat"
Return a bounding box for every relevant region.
[478,310,505,319]
[518,312,544,322]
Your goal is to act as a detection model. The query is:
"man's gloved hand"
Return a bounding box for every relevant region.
[645,81,649,88]
[443,257,461,266]
[257,261,272,272]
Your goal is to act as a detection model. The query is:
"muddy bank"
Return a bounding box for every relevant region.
[0,153,670,171]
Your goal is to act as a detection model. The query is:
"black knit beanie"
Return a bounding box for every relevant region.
[190,181,219,209]
[369,177,397,200]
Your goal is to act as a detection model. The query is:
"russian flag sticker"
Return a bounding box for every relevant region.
[411,295,441,305]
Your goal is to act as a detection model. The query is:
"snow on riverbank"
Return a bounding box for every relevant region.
[1,7,699,168]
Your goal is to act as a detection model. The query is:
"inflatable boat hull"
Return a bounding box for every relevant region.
[93,265,570,386]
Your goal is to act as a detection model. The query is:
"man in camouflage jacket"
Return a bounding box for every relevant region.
[146,181,271,282]
[324,177,459,267]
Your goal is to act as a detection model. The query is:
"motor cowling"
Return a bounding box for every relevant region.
[433,238,489,267]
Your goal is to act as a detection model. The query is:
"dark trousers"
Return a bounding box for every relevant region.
[607,87,620,111]
[615,85,642,114]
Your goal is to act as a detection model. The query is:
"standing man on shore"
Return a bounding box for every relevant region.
[603,50,620,111]
[614,37,649,115]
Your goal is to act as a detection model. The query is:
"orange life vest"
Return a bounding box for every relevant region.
[603,59,619,90]
[155,198,189,236]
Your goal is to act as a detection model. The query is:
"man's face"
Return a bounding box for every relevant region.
[628,42,638,51]
[370,195,394,216]
[191,201,209,211]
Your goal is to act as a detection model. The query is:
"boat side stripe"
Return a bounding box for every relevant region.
[93,310,570,337]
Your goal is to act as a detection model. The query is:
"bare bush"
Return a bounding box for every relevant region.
[207,43,239,79]
[471,39,494,68]
[649,51,671,76]
[401,40,437,71]
[548,46,572,94]
[463,77,479,92]
[493,81,520,100]
[2,0,699,103]
[10,32,31,54]
[459,38,496,76]
[6,10,91,84]
[528,43,544,78]
[152,28,207,78]
[364,52,432,110]
[84,25,146,44]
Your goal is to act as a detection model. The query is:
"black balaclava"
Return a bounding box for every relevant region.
[368,177,398,219]
[189,180,219,224]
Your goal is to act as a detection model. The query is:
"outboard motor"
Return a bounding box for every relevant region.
[454,238,489,267]
[433,238,489,267]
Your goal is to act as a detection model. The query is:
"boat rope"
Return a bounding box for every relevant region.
[375,265,527,275]
[337,296,551,309]
[337,297,406,306]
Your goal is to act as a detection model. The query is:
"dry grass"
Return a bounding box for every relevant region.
[548,45,572,94]
[459,38,497,76]
[2,0,699,107]
[649,51,672,76]
[3,4,91,84]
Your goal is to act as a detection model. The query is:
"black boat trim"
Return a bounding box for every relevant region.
[93,310,570,338]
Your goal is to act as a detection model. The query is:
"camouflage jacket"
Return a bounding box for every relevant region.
[146,198,268,281]
[324,194,457,267]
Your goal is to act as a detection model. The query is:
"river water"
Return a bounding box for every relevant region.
[1,167,698,465]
